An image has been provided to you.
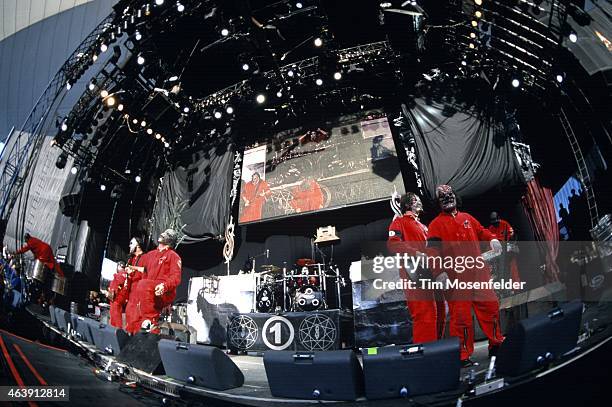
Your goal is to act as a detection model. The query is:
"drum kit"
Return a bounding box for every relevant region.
[253,258,344,313]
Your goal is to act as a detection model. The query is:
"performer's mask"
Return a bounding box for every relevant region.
[436,185,456,211]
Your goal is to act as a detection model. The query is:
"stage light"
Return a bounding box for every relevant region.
[100,184,106,191]
[88,79,96,91]
[177,2,184,12]
[287,69,294,77]
[226,106,234,114]
[333,71,342,80]
[242,63,250,71]
[256,94,266,104]
[169,75,178,81]
[470,32,476,38]
[569,33,577,42]
[556,74,564,83]
[71,166,78,175]
[461,60,467,66]
[135,31,142,41]
[276,90,283,97]
[100,90,109,98]
[61,122,68,132]
[471,20,478,27]
[132,118,139,124]
[101,43,108,53]
[315,78,323,86]
[106,96,116,107]
[137,55,145,65]
[380,2,391,8]
[469,43,475,49]
[155,0,164,5]
[117,103,124,111]
[183,106,190,113]
[475,0,482,5]
[135,175,142,183]
[221,28,229,37]
[55,153,68,170]
[314,37,323,47]
[164,142,170,148]
[66,82,72,90]
[155,133,162,139]
[475,11,482,18]
[92,54,98,62]
[147,128,153,135]
[140,120,147,127]
[296,2,303,8]
[214,111,222,119]
[512,78,520,88]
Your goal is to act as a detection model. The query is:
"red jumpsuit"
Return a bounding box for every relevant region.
[428,211,504,361]
[240,180,271,222]
[129,247,182,333]
[388,213,445,343]
[488,220,520,282]
[16,237,63,277]
[290,180,324,213]
[110,254,143,329]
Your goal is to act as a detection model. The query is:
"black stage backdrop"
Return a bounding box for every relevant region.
[405,99,524,202]
[152,142,234,244]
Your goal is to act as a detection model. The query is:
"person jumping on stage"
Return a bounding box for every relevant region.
[14,233,63,277]
[488,212,521,283]
[129,229,182,334]
[110,237,144,330]
[427,185,504,367]
[388,192,445,344]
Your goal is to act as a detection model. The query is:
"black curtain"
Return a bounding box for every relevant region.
[406,99,524,202]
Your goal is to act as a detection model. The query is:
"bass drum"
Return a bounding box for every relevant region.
[50,274,68,296]
[294,285,324,312]
[256,285,276,313]
[28,260,46,283]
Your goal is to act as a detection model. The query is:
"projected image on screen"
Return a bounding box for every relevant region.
[238,110,405,224]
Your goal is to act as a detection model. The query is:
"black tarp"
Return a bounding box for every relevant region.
[152,143,234,243]
[405,99,524,201]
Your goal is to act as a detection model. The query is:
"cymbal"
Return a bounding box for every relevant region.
[260,265,281,273]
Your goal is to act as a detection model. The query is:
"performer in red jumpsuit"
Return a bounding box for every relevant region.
[290,177,324,213]
[488,212,521,283]
[240,172,272,223]
[15,233,63,277]
[388,192,445,343]
[427,185,504,366]
[110,237,144,330]
[129,229,182,334]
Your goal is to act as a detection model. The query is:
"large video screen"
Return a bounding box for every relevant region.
[238,110,405,224]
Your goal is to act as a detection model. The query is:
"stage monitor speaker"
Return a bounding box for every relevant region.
[89,323,130,355]
[264,350,364,401]
[73,316,95,343]
[497,301,583,376]
[49,305,57,327]
[116,332,167,375]
[362,337,460,400]
[158,340,244,390]
[55,308,70,332]
[59,193,80,218]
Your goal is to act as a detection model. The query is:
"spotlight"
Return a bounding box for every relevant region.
[135,31,142,41]
[242,63,250,71]
[61,122,68,132]
[214,111,222,119]
[135,175,142,183]
[169,75,179,81]
[137,55,145,65]
[183,106,190,113]
[470,32,476,38]
[556,74,564,83]
[106,96,116,107]
[88,78,97,91]
[100,43,108,52]
[147,128,153,135]
[475,0,482,5]
[117,103,124,111]
[276,90,283,97]
[100,89,109,98]
[161,137,166,142]
[155,0,164,5]
[71,166,78,175]
[469,43,475,49]
[314,37,323,47]
[226,106,234,114]
[461,60,467,66]
[471,20,478,27]
[140,120,147,127]
[315,78,323,86]
[256,94,266,104]
[177,2,184,12]
[100,184,106,191]
[164,142,170,148]
[379,2,391,7]
[569,33,577,42]
[511,78,520,88]
[132,118,139,124]
[221,28,229,37]
[155,133,162,139]
[66,82,72,90]
[296,2,303,8]
[333,71,342,80]
[287,69,294,77]
[475,11,482,18]
[92,54,98,62]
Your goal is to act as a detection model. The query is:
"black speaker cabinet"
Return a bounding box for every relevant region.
[55,308,70,332]
[497,301,583,376]
[158,340,244,390]
[49,305,57,326]
[264,350,364,401]
[362,337,460,400]
[117,332,167,374]
[89,322,130,355]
